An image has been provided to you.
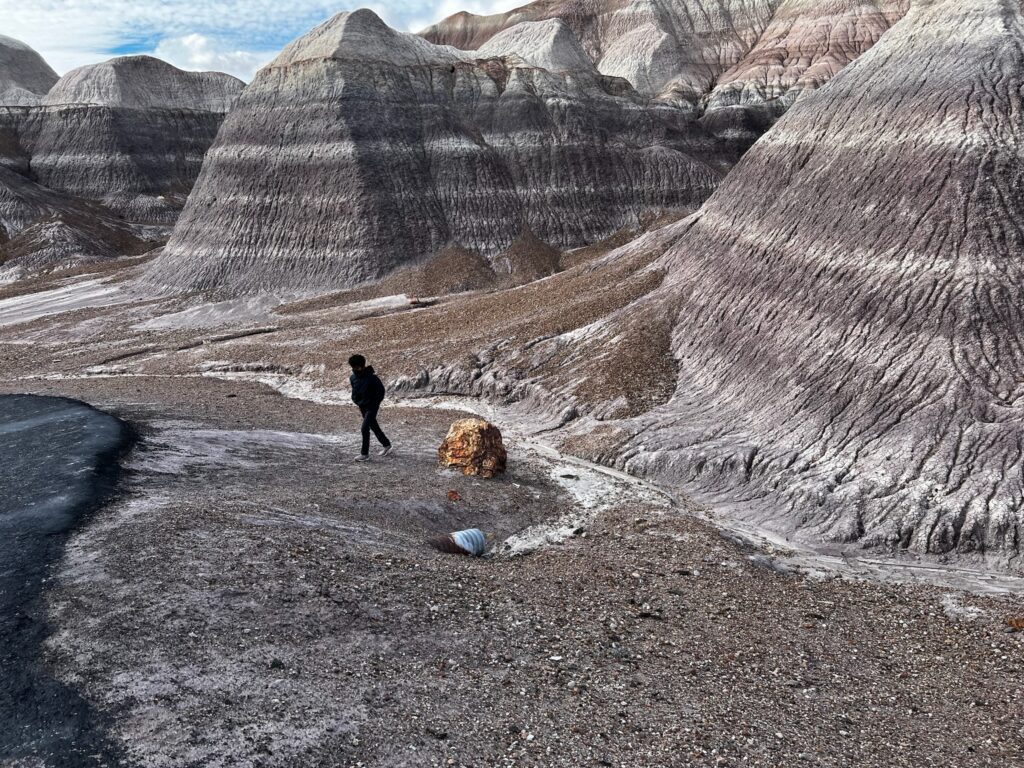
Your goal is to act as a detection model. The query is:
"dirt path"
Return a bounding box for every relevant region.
[194,370,1024,597]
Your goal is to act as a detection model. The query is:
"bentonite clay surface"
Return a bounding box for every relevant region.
[422,0,910,148]
[574,0,1024,562]
[0,373,1020,767]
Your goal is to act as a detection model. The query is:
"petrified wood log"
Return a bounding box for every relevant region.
[439,418,507,478]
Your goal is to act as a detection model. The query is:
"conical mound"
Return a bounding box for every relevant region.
[0,34,58,105]
[144,11,726,295]
[618,0,1024,561]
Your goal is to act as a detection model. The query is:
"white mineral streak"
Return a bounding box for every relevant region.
[0,278,125,326]
[133,295,283,330]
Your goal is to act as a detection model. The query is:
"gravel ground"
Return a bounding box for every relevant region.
[1,267,1023,767]
[0,375,1018,767]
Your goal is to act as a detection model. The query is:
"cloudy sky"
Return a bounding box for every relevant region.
[2,0,521,81]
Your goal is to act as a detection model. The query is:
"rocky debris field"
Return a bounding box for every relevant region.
[0,375,1020,767]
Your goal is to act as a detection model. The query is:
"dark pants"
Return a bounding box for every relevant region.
[360,406,390,456]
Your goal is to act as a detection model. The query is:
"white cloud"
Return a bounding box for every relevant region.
[0,0,529,80]
[154,34,275,81]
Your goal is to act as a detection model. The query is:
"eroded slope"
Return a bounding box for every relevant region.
[145,11,727,295]
[0,48,241,278]
[423,0,910,148]
[23,56,243,222]
[609,0,1024,562]
[0,34,57,106]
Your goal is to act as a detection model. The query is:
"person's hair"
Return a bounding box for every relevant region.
[348,354,366,369]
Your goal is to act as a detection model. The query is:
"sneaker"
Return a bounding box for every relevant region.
[379,445,393,457]
[355,454,370,462]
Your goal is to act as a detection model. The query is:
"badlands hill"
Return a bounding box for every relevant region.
[423,0,911,148]
[23,56,243,222]
[0,36,56,175]
[568,0,1024,561]
[0,47,242,278]
[7,0,1024,566]
[0,34,58,106]
[3,2,1024,763]
[145,11,729,295]
[0,164,148,276]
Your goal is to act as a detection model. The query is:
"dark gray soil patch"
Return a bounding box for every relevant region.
[0,394,134,766]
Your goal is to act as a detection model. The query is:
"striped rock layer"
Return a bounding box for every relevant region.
[146,11,729,295]
[595,0,1024,562]
[21,56,243,223]
[0,36,56,178]
[0,49,242,276]
[0,165,148,277]
[423,0,910,149]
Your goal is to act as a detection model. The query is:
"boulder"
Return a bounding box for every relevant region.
[438,418,507,478]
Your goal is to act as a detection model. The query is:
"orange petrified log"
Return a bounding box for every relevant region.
[438,418,507,478]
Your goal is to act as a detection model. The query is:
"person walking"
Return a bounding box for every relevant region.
[349,354,392,461]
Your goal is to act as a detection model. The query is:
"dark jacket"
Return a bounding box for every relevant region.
[350,366,386,410]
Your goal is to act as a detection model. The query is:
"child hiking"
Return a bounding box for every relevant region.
[349,354,392,461]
